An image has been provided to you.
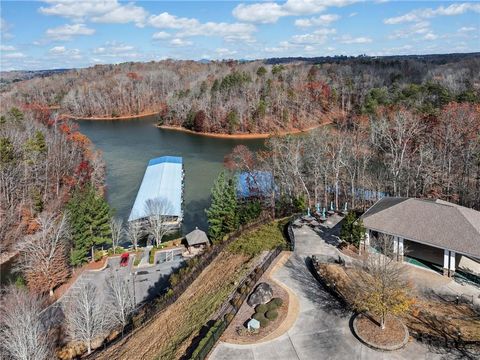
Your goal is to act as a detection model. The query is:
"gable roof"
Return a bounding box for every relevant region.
[185,228,209,246]
[360,197,480,259]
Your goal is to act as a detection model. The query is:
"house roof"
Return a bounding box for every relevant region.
[360,197,480,259]
[237,171,274,198]
[185,228,209,246]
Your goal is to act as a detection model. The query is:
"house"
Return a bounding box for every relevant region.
[360,197,480,279]
[185,227,210,250]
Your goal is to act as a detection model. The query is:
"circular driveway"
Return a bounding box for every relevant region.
[209,226,443,360]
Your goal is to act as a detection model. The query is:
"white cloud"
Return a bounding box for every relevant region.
[148,12,256,42]
[384,3,480,24]
[148,12,199,29]
[2,52,26,59]
[458,26,476,33]
[233,3,286,24]
[0,44,16,51]
[39,0,147,26]
[388,21,431,39]
[46,23,95,40]
[49,45,66,54]
[170,38,193,47]
[152,31,171,40]
[291,28,336,45]
[233,0,356,24]
[339,35,372,44]
[91,4,147,26]
[48,46,81,59]
[295,14,340,28]
[92,42,136,56]
[215,48,238,57]
[1,17,14,39]
[423,32,438,41]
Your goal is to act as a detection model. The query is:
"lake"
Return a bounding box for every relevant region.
[76,116,264,234]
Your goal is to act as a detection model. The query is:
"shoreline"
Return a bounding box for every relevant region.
[63,111,161,121]
[157,122,330,139]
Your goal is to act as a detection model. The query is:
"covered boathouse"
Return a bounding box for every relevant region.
[360,197,480,282]
[128,156,184,231]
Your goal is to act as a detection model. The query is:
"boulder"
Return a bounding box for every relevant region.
[247,282,273,307]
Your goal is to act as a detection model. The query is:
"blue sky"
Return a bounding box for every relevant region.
[1,1,479,71]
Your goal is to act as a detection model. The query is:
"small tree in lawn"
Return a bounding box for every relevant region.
[145,197,174,247]
[110,217,124,254]
[205,171,238,243]
[351,234,413,330]
[340,211,365,247]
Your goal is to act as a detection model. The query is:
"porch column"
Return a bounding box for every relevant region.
[443,249,456,277]
[397,237,404,262]
[363,229,370,253]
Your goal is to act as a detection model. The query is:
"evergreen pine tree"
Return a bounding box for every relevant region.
[206,172,238,243]
[340,211,365,246]
[67,186,112,265]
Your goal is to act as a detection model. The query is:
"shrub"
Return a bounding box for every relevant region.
[265,310,278,320]
[266,301,278,311]
[255,304,268,313]
[252,313,269,328]
[94,250,104,262]
[252,312,265,321]
[133,256,141,266]
[164,288,174,299]
[272,297,283,307]
[224,313,235,324]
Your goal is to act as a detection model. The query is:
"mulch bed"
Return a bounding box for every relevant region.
[355,314,407,348]
[221,278,289,344]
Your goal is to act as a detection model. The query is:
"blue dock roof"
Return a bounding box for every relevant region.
[128,156,183,222]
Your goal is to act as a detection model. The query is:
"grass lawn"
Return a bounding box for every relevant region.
[96,219,289,360]
[228,218,289,257]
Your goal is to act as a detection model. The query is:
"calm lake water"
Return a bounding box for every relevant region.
[76,116,264,234]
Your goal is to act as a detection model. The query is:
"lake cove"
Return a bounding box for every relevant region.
[76,116,264,234]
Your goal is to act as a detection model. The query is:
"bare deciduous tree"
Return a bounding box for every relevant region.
[16,213,70,296]
[63,282,107,355]
[109,217,123,254]
[0,286,53,360]
[145,198,175,247]
[105,272,135,331]
[126,219,142,251]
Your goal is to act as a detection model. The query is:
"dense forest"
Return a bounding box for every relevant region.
[226,100,479,216]
[1,54,479,134]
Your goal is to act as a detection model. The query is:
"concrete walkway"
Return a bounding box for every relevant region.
[138,245,152,267]
[210,225,444,360]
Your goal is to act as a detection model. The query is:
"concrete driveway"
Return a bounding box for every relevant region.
[209,225,443,360]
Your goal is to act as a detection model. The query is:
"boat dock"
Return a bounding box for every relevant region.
[128,156,184,232]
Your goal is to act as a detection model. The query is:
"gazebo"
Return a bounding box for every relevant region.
[185,227,210,250]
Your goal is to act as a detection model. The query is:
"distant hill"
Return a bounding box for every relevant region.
[0,68,70,87]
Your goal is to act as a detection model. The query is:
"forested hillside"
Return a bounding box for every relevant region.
[0,106,105,263]
[1,55,479,134]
